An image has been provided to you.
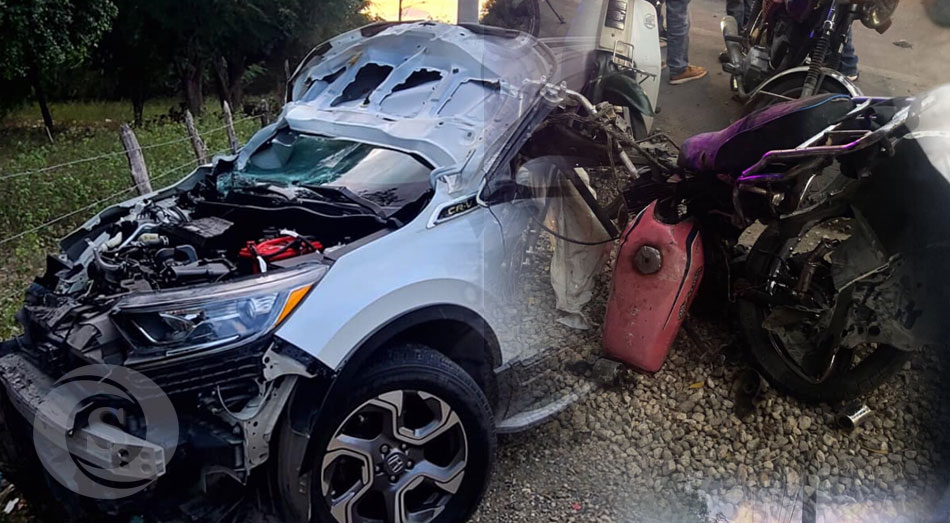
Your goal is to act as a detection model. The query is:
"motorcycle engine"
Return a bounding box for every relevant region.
[743,46,772,91]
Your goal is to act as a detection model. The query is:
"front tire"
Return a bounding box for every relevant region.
[739,223,909,403]
[309,345,495,523]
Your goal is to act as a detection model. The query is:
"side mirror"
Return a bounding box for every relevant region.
[479,177,530,204]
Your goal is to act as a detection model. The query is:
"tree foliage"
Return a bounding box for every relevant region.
[94,0,173,126]
[0,0,118,130]
[0,0,372,124]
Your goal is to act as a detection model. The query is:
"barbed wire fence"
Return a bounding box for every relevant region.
[0,102,270,322]
[0,117,258,183]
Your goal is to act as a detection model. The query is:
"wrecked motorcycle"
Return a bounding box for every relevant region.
[602,87,950,402]
[720,0,899,109]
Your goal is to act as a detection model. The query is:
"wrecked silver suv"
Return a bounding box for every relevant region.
[0,19,654,522]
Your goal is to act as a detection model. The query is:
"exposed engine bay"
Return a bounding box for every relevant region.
[23,162,430,364]
[1,138,433,517]
[46,180,422,298]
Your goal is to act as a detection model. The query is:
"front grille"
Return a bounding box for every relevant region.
[134,342,266,397]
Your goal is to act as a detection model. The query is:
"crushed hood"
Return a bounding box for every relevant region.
[268,22,557,170]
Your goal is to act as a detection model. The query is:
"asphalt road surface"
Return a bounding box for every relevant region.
[539,0,949,140]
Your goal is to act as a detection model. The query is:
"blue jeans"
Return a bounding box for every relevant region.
[839,28,859,76]
[666,0,691,76]
[727,0,753,28]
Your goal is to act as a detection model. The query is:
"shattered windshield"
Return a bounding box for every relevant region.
[221,129,432,206]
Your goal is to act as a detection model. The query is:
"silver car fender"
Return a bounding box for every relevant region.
[274,191,509,372]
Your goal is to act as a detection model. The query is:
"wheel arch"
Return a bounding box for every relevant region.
[333,304,503,405]
[274,307,501,520]
[274,305,501,515]
[281,304,503,433]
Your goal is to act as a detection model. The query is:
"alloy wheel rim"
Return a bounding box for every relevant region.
[320,389,468,523]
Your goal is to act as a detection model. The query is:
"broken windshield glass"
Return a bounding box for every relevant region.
[221,130,432,207]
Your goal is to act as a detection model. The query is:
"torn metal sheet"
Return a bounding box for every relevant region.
[277,22,558,172]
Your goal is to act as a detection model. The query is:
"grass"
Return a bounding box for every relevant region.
[0,99,264,337]
[2,98,186,128]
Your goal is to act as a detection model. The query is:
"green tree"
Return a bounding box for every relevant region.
[209,0,299,111]
[269,0,371,100]
[0,0,118,132]
[96,0,174,126]
[210,0,370,111]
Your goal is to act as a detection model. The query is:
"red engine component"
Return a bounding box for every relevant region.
[602,201,704,373]
[239,235,323,263]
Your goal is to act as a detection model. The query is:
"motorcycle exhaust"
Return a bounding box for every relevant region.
[721,16,743,74]
[837,401,872,431]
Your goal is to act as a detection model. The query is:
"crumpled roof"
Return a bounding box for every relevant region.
[276,21,557,169]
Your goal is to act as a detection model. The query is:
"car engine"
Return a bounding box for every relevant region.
[1,167,431,517]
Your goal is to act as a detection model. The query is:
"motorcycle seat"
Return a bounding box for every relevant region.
[678,94,855,174]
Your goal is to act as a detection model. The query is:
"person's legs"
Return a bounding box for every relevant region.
[839,28,859,78]
[666,0,690,76]
[666,0,707,83]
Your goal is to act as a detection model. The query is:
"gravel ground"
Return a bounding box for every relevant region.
[474,269,950,522]
[471,163,950,522]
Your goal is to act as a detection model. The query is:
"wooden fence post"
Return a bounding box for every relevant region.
[260,99,270,127]
[222,101,238,154]
[119,124,152,195]
[184,110,209,164]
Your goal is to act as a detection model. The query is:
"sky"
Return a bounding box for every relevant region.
[365,0,487,23]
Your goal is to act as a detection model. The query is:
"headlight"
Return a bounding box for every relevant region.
[115,264,326,359]
[861,0,900,32]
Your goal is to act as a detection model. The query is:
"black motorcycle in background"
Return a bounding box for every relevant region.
[721,0,900,110]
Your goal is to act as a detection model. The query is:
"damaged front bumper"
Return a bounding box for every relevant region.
[0,347,169,483]
[0,333,332,519]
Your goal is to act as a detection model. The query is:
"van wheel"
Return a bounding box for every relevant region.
[310,345,495,523]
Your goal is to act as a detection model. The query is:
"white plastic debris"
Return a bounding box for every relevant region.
[534,166,609,329]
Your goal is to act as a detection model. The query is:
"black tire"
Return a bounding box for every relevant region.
[738,225,909,403]
[480,0,541,36]
[925,0,950,27]
[308,345,495,523]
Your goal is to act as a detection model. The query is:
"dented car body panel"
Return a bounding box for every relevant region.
[0,22,579,519]
[282,21,558,174]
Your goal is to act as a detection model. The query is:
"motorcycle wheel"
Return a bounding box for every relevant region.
[480,0,541,36]
[738,219,909,403]
[621,108,649,141]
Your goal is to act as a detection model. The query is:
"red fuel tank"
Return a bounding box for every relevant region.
[603,201,704,373]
